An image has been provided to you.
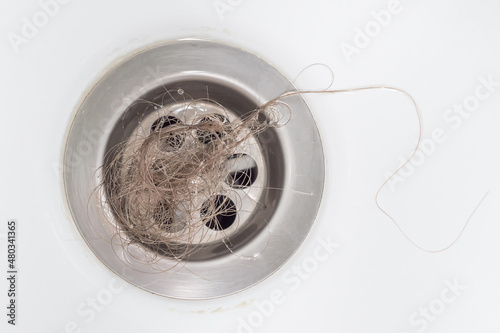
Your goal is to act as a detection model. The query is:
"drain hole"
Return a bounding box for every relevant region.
[153,203,182,233]
[201,195,237,230]
[196,114,230,144]
[151,115,181,131]
[225,154,258,189]
[150,116,185,151]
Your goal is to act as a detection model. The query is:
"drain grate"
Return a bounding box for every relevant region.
[107,95,268,250]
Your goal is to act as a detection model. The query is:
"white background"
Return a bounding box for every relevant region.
[1,0,500,332]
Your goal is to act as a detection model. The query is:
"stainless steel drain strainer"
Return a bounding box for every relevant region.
[64,39,325,299]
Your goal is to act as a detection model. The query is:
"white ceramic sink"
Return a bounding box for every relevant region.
[1,1,500,332]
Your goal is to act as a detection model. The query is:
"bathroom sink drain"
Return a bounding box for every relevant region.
[64,39,324,299]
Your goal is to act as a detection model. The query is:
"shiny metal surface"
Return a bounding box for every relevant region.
[64,39,324,299]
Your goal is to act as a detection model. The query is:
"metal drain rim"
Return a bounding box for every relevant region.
[64,39,325,299]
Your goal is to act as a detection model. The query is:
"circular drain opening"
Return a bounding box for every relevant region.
[225,154,258,189]
[64,40,325,299]
[153,203,184,233]
[196,114,230,144]
[201,195,237,230]
[150,115,185,152]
